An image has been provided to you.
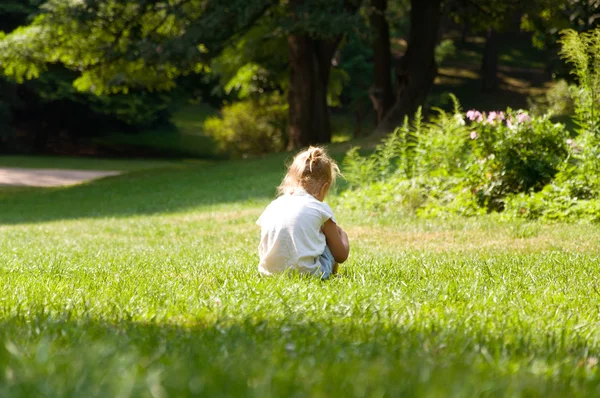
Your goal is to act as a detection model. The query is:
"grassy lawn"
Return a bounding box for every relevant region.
[1,153,600,397]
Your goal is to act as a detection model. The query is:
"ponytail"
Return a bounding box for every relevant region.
[277,146,340,196]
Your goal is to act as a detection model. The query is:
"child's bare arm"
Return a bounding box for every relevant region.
[337,226,349,252]
[322,219,350,263]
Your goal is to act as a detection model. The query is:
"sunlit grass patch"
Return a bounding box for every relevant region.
[1,153,599,396]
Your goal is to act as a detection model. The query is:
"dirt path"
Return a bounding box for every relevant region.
[0,168,121,187]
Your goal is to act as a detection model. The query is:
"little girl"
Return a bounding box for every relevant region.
[257,146,350,279]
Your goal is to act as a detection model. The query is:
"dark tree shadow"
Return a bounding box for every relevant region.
[0,312,592,397]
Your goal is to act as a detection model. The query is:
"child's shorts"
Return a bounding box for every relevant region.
[318,245,335,279]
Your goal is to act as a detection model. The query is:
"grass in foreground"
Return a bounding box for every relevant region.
[1,154,600,397]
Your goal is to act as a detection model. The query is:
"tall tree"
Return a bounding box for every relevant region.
[369,0,394,124]
[0,0,359,149]
[287,35,339,147]
[521,0,600,77]
[375,0,442,134]
[446,0,512,93]
[286,0,359,148]
[480,27,499,92]
[450,0,562,93]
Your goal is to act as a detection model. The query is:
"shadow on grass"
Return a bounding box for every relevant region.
[0,312,596,397]
[0,154,293,225]
[431,32,551,112]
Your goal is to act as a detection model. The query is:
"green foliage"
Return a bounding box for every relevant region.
[341,147,378,188]
[88,92,172,127]
[335,176,485,218]
[281,0,362,38]
[203,93,288,156]
[504,27,600,223]
[505,184,600,223]
[336,22,372,109]
[528,79,575,116]
[521,0,600,51]
[210,21,289,100]
[469,110,569,203]
[0,3,177,153]
[340,96,484,217]
[559,28,600,136]
[339,95,571,218]
[0,0,272,94]
[504,128,600,222]
[30,67,173,127]
[0,0,358,97]
[434,39,456,64]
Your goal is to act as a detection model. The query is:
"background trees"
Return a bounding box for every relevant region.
[0,0,596,154]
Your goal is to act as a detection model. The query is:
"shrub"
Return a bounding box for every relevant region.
[339,97,570,218]
[465,109,569,210]
[203,93,288,156]
[504,28,600,223]
[528,79,575,117]
[339,27,600,223]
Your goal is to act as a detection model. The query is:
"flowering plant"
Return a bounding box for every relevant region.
[463,109,569,210]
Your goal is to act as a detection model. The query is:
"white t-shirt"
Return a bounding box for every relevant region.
[256,188,337,276]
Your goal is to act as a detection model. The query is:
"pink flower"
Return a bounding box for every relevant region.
[506,118,513,129]
[485,111,505,125]
[470,131,478,140]
[466,110,483,122]
[487,112,498,124]
[517,113,531,124]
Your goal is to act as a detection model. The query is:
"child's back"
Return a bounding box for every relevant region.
[256,146,349,279]
[257,188,336,276]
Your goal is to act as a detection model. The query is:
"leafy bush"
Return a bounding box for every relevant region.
[504,28,600,223]
[339,96,570,218]
[337,27,600,223]
[528,79,575,117]
[466,109,569,209]
[435,39,456,64]
[203,93,288,156]
[334,176,484,218]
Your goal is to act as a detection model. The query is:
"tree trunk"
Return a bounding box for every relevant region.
[481,28,499,92]
[287,35,339,149]
[369,0,394,124]
[461,19,469,44]
[353,98,365,138]
[375,0,442,134]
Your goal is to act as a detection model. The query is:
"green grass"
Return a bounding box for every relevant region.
[1,153,600,397]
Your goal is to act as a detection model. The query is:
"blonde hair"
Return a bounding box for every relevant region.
[277,146,340,196]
